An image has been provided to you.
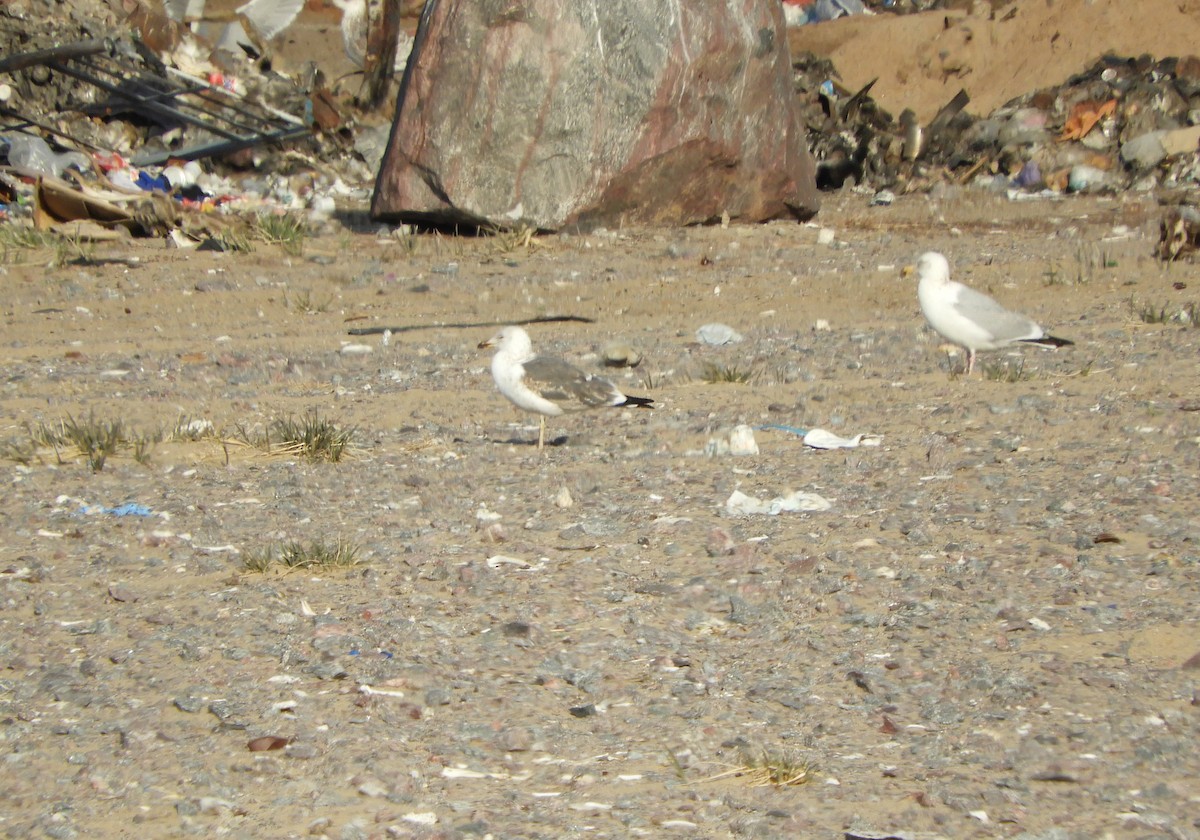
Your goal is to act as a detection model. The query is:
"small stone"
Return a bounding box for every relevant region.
[499,727,534,751]
[285,743,319,760]
[706,527,736,557]
[174,696,203,713]
[354,776,389,797]
[602,341,642,367]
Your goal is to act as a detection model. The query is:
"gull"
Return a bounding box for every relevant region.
[912,251,1073,374]
[478,326,654,449]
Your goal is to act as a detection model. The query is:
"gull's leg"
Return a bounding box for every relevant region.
[966,348,976,376]
[538,416,546,450]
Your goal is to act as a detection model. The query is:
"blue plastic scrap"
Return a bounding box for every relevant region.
[79,502,153,517]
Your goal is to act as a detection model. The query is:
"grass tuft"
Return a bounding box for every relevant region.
[254,213,307,256]
[244,539,362,573]
[0,414,162,469]
[700,361,754,384]
[486,223,542,253]
[981,357,1035,383]
[284,288,333,314]
[260,412,355,462]
[60,413,127,472]
[699,749,818,788]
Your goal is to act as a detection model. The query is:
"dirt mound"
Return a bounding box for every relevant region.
[788,0,1200,121]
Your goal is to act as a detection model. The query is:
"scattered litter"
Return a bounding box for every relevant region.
[725,489,832,516]
[79,501,153,517]
[695,323,744,345]
[401,812,438,826]
[800,428,882,449]
[486,555,532,569]
[760,425,882,449]
[358,684,405,699]
[441,766,518,780]
[793,48,1200,196]
[705,424,759,456]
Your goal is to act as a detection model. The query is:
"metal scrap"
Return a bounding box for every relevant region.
[0,36,311,166]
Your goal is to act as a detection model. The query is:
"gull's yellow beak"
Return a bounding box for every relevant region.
[901,263,916,279]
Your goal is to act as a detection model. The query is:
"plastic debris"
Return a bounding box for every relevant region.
[695,323,744,345]
[761,424,882,449]
[2,133,92,177]
[801,428,882,449]
[725,489,832,516]
[79,502,154,517]
[791,47,1200,196]
[705,424,759,456]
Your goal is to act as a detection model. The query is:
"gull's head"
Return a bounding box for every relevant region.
[907,251,949,285]
[478,325,532,355]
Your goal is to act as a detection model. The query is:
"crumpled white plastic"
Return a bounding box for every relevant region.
[802,428,882,449]
[695,323,744,345]
[725,489,832,516]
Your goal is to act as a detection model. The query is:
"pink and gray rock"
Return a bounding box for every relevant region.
[371,0,819,230]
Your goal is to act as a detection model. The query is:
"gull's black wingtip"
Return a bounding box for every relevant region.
[621,395,655,409]
[1022,335,1074,349]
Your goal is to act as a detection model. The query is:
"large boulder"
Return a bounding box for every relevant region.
[371,0,819,230]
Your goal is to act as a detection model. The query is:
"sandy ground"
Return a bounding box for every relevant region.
[1,188,1199,839]
[787,0,1200,122]
[2,1,1200,837]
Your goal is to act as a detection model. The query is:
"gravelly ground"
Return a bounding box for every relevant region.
[1,189,1199,839]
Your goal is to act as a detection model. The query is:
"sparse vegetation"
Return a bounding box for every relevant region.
[0,226,96,267]
[0,413,149,471]
[487,223,542,253]
[53,230,97,268]
[1046,243,1118,286]
[252,412,356,462]
[1132,296,1200,326]
[284,288,334,314]
[700,749,818,788]
[700,361,754,384]
[243,539,362,573]
[0,436,38,465]
[0,225,57,263]
[254,212,308,256]
[981,357,1035,383]
[58,413,126,472]
[212,225,253,254]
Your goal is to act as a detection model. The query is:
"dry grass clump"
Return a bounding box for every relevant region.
[695,749,818,788]
[243,539,362,573]
[0,413,157,471]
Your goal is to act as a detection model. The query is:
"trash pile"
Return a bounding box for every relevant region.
[0,0,404,243]
[793,50,1200,199]
[2,0,1200,254]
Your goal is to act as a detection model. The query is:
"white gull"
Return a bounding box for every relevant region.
[478,325,654,449]
[913,251,1073,375]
